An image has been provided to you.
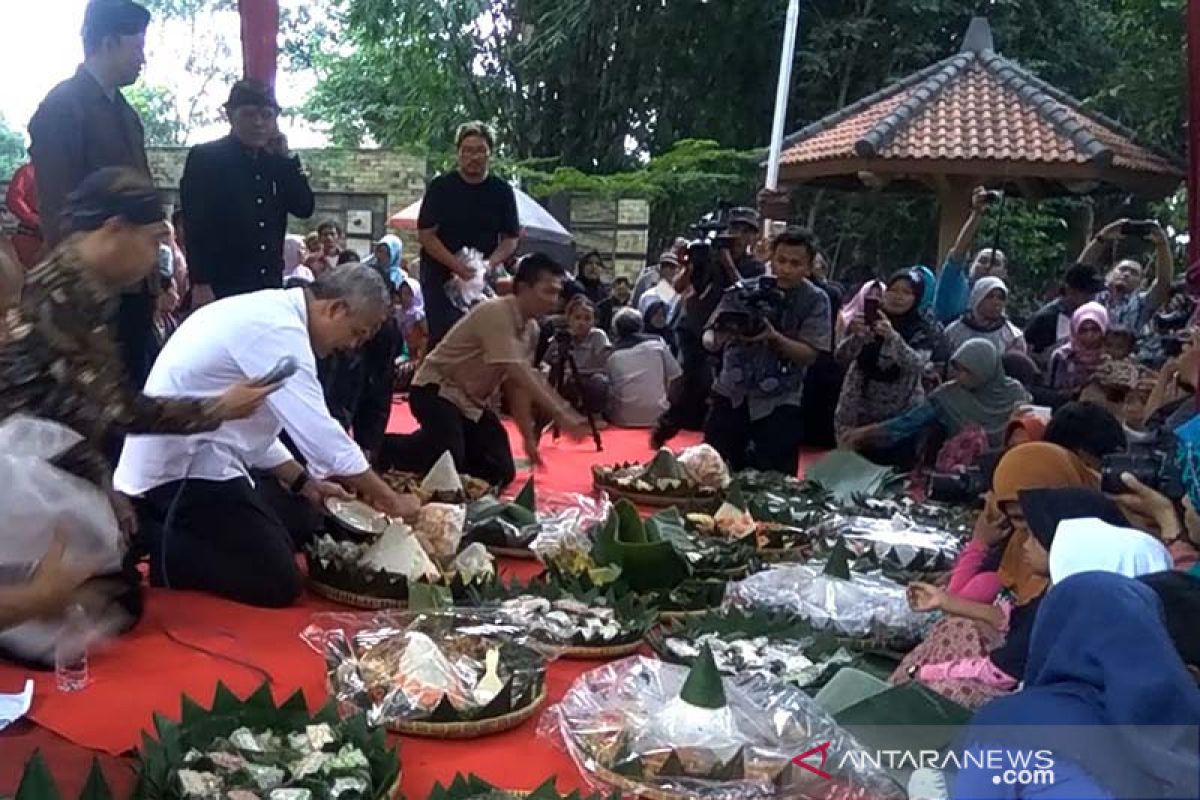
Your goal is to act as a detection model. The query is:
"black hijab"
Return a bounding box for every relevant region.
[1140,571,1200,669]
[856,269,940,381]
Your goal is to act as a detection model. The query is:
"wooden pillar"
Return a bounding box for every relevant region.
[935,176,973,265]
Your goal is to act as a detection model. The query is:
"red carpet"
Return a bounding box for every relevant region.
[0,401,705,796]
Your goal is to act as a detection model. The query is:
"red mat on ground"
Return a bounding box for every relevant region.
[0,402,706,795]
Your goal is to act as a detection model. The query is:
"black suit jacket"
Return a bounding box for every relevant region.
[180,136,315,298]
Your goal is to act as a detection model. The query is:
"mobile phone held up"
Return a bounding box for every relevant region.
[1120,220,1156,238]
[252,356,299,387]
[863,296,881,325]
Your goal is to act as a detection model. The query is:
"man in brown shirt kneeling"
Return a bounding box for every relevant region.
[378,253,588,487]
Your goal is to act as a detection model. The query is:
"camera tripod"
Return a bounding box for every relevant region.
[545,338,604,452]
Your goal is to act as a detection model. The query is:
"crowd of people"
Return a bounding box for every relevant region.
[1,2,1200,798]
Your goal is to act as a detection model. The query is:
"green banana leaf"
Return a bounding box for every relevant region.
[804,450,898,503]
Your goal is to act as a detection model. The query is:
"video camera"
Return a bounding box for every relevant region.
[928,449,1003,505]
[686,202,736,290]
[1101,437,1186,501]
[709,275,787,339]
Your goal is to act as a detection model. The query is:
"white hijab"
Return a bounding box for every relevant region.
[1049,518,1174,584]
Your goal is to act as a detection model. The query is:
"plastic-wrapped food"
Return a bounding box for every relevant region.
[359,522,440,581]
[810,514,964,571]
[302,610,553,728]
[451,543,495,584]
[446,248,491,312]
[414,502,466,559]
[725,563,927,645]
[676,444,731,490]
[540,655,903,799]
[529,494,611,570]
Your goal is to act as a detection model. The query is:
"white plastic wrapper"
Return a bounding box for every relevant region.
[446,247,492,312]
[725,564,927,645]
[810,514,964,571]
[529,493,611,566]
[540,656,903,799]
[676,444,731,490]
[414,502,466,559]
[0,416,126,662]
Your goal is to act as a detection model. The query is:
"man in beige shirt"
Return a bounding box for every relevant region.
[379,253,587,487]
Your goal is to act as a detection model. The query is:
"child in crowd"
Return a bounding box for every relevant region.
[1080,327,1144,422]
[544,295,611,419]
[1047,301,1108,398]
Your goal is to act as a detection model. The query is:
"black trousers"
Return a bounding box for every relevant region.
[376,384,516,488]
[703,396,804,475]
[655,327,712,437]
[135,475,311,608]
[799,352,843,449]
[420,261,464,347]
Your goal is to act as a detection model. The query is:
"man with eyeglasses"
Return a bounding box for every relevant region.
[417,120,521,345]
[181,79,315,306]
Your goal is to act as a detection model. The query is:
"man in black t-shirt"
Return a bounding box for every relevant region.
[417,121,521,344]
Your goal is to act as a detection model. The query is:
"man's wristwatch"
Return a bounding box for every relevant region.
[289,470,311,496]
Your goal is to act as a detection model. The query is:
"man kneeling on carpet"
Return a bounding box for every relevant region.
[377,253,590,487]
[114,264,421,608]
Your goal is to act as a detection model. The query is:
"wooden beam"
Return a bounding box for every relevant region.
[936,176,973,265]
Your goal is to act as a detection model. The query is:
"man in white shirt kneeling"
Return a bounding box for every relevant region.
[114,264,418,607]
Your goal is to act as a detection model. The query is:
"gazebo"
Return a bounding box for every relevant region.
[773,17,1184,260]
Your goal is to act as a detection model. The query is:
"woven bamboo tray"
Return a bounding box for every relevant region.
[387,688,547,739]
[560,638,644,660]
[593,484,722,512]
[486,544,539,560]
[586,763,705,800]
[308,579,407,609]
[656,607,718,623]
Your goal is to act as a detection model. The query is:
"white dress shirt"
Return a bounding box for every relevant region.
[114,288,369,495]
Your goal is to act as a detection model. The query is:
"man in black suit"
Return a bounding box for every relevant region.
[181,79,315,305]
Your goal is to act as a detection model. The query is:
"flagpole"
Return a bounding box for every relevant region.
[765,0,801,193]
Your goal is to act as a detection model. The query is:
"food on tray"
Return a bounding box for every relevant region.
[675,444,731,490]
[306,519,495,605]
[725,544,928,648]
[427,774,618,800]
[809,513,965,574]
[319,612,548,729]
[462,477,538,551]
[381,454,491,506]
[649,609,856,688]
[413,502,467,558]
[541,650,902,799]
[592,448,723,508]
[136,683,399,800]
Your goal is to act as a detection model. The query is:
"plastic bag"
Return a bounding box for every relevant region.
[809,514,964,571]
[540,656,904,799]
[676,444,731,490]
[530,493,611,567]
[0,416,126,663]
[302,609,557,728]
[725,564,927,646]
[445,248,491,313]
[413,503,465,559]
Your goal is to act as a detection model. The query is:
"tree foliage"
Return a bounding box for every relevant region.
[125,83,187,146]
[0,115,25,182]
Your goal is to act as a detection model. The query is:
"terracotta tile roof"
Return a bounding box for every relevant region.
[778,48,1181,178]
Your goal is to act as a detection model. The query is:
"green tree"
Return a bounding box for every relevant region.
[125,83,187,146]
[0,115,25,182]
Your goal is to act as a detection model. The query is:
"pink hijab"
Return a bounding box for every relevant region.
[838,279,886,330]
[1065,301,1109,367]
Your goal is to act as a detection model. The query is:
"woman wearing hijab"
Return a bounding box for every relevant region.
[842,339,1030,460]
[367,234,406,288]
[836,279,886,341]
[1139,571,1200,678]
[894,447,1104,708]
[575,250,609,304]
[834,269,949,467]
[943,276,1026,356]
[282,234,313,287]
[638,293,675,349]
[952,572,1200,800]
[914,265,937,313]
[1047,300,1108,397]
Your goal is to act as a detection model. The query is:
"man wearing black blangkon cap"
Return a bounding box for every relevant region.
[180,79,315,306]
[29,0,157,390]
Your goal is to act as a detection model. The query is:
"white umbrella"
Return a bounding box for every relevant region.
[388,186,574,246]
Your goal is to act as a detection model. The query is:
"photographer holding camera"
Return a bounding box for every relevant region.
[1079,218,1174,334]
[651,207,767,448]
[701,226,831,473]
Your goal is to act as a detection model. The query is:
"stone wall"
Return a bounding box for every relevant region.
[147,146,428,254]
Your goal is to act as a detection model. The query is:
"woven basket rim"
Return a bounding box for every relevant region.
[386,688,547,739]
[560,638,643,660]
[592,483,721,510]
[308,579,408,609]
[486,544,540,560]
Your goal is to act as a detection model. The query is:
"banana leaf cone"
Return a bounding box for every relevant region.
[427,773,618,800]
[678,644,727,709]
[8,753,113,800]
[591,500,689,592]
[822,540,854,580]
[134,682,399,799]
[640,449,688,482]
